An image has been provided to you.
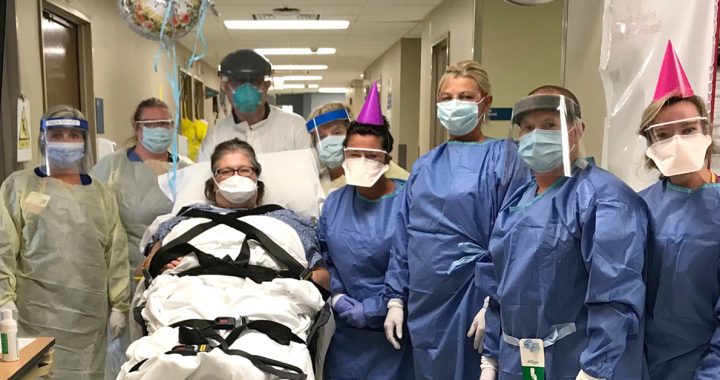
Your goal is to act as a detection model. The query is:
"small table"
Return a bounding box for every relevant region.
[0,337,55,380]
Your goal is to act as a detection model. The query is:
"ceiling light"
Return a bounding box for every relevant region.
[225,20,349,30]
[272,64,328,71]
[318,87,348,93]
[278,84,306,89]
[279,75,323,81]
[308,84,319,89]
[255,48,336,56]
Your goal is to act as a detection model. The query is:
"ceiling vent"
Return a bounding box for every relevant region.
[253,7,319,21]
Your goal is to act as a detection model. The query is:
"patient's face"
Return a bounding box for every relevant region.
[214,151,258,181]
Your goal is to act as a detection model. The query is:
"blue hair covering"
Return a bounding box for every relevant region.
[305,108,351,132]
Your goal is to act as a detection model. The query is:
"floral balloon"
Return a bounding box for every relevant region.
[118,0,202,41]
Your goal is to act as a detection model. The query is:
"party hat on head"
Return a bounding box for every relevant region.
[356,81,384,125]
[653,40,694,101]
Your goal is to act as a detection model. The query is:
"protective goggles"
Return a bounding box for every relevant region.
[645,116,709,143]
[136,119,174,129]
[343,148,387,163]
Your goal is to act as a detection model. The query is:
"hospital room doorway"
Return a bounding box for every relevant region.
[430,34,450,149]
[40,2,96,160]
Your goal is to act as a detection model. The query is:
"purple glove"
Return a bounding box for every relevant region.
[336,296,368,328]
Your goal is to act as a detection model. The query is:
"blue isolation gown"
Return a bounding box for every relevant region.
[385,139,529,380]
[482,161,648,379]
[319,179,415,380]
[641,179,720,380]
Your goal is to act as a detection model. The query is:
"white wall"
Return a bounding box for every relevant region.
[13,0,218,168]
[478,0,564,139]
[564,0,605,163]
[417,0,477,153]
[363,38,422,169]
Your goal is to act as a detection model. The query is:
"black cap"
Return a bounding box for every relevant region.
[218,49,272,80]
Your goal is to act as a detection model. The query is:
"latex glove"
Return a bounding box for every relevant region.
[109,309,127,340]
[479,356,498,380]
[384,299,405,350]
[468,296,490,352]
[337,297,367,328]
[332,294,357,315]
[576,370,604,380]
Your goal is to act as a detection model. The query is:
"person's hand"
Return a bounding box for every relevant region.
[384,299,404,350]
[332,294,355,314]
[479,356,498,380]
[337,297,367,328]
[162,257,184,272]
[109,309,127,340]
[467,296,490,352]
[576,370,604,380]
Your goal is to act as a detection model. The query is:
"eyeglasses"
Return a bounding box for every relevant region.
[214,166,256,180]
[343,148,387,163]
[136,119,173,129]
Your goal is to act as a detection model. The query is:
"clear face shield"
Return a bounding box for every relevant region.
[510,94,584,178]
[644,116,713,177]
[306,108,351,169]
[40,118,93,176]
[220,74,270,116]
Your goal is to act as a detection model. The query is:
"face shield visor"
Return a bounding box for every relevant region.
[39,118,93,176]
[644,116,713,177]
[220,74,270,116]
[306,108,351,169]
[510,94,584,178]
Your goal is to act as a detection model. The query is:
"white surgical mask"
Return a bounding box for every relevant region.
[342,157,389,187]
[214,175,257,205]
[646,133,712,177]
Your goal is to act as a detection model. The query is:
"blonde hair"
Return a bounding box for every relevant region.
[43,104,85,120]
[437,60,492,98]
[307,102,353,122]
[638,94,711,172]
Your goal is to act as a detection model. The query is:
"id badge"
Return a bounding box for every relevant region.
[519,338,545,380]
[22,191,51,214]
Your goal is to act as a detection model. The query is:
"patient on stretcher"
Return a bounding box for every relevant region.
[118,139,331,380]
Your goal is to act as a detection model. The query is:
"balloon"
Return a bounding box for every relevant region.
[118,0,202,41]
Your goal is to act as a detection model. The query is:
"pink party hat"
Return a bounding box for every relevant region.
[356,81,384,125]
[653,40,694,101]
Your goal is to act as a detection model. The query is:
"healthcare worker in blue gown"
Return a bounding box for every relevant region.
[638,91,720,379]
[382,60,529,380]
[479,86,648,380]
[319,82,414,380]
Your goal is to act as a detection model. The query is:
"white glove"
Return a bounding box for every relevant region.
[384,299,404,350]
[479,356,498,380]
[467,296,490,352]
[576,369,604,380]
[109,308,127,340]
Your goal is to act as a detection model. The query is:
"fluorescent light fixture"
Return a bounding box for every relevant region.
[225,20,349,30]
[279,75,323,81]
[279,84,306,89]
[308,84,320,89]
[272,64,328,71]
[318,87,348,93]
[255,48,335,56]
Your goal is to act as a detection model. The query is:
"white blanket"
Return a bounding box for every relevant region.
[119,215,326,380]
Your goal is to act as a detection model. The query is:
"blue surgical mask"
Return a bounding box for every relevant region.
[317,135,345,168]
[232,83,262,113]
[518,129,564,172]
[141,127,173,154]
[436,98,484,136]
[46,141,85,167]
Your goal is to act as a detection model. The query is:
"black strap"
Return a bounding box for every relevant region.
[133,303,149,337]
[180,209,307,278]
[171,317,305,347]
[128,345,307,380]
[306,302,332,360]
